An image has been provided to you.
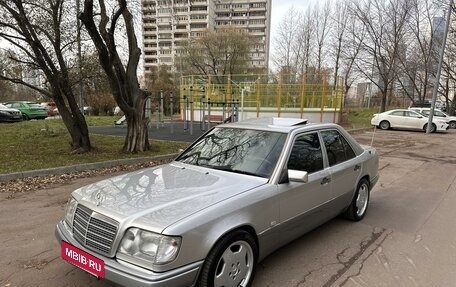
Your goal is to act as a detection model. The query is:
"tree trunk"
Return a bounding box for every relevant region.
[123,96,150,153]
[55,94,92,152]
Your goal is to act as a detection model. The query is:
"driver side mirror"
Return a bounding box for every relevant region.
[288,170,309,183]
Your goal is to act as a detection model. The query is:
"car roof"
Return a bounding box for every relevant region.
[219,117,341,133]
[5,101,36,104]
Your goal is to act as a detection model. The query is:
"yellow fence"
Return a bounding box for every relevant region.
[180,73,344,120]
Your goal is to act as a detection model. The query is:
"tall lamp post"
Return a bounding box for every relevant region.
[76,0,84,114]
[427,0,453,133]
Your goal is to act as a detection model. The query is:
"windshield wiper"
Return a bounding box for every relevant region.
[230,169,260,177]
[201,165,260,177]
[200,164,232,171]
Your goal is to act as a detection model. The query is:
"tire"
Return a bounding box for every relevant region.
[344,178,370,221]
[449,121,456,129]
[22,114,29,121]
[379,120,390,130]
[197,230,258,287]
[423,123,436,133]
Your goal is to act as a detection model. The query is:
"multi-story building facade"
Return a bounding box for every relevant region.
[141,0,271,75]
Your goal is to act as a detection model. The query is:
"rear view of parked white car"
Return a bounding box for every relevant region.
[371,109,449,132]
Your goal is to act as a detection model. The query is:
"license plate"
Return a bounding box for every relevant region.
[61,241,105,278]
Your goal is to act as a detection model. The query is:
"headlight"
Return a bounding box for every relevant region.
[117,228,181,266]
[64,196,78,227]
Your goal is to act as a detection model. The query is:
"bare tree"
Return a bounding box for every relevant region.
[330,1,350,88]
[79,0,150,152]
[341,7,366,96]
[296,7,316,76]
[395,0,441,105]
[314,1,332,72]
[351,0,412,112]
[0,0,92,152]
[272,7,302,76]
[180,27,253,80]
[439,1,456,115]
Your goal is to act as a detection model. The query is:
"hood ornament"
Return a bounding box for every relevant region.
[95,191,104,206]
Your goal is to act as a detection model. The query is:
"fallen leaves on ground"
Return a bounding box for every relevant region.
[0,159,170,199]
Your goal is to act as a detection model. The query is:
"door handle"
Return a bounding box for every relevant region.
[354,164,361,171]
[321,177,331,185]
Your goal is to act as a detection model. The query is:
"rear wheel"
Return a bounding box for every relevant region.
[344,178,370,221]
[379,120,390,130]
[449,121,456,129]
[197,230,258,287]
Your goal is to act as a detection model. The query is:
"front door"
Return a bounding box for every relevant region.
[277,132,332,243]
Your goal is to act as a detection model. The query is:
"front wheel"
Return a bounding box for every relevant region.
[344,178,370,221]
[379,120,390,130]
[423,123,436,133]
[449,121,456,129]
[197,230,258,287]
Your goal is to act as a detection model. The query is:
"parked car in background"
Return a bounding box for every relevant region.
[4,101,48,120]
[410,99,432,108]
[56,117,379,287]
[371,109,449,132]
[0,103,22,122]
[409,107,456,129]
[409,108,456,129]
[41,102,59,116]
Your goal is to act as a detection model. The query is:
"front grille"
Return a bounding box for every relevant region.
[72,205,118,256]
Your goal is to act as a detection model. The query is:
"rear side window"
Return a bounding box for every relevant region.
[287,133,324,174]
[405,111,421,118]
[321,130,356,166]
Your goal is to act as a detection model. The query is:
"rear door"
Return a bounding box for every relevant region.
[388,110,407,128]
[321,129,361,210]
[404,110,424,129]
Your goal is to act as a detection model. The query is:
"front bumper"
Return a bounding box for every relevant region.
[55,221,202,287]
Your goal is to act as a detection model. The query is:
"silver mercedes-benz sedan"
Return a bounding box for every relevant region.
[55,117,379,287]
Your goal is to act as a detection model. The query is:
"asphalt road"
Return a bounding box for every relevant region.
[89,121,208,143]
[1,128,455,287]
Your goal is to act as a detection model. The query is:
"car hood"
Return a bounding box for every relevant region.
[72,162,268,232]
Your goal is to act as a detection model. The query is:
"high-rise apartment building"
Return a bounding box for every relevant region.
[141,0,271,74]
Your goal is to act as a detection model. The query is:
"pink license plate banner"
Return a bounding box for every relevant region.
[61,241,105,278]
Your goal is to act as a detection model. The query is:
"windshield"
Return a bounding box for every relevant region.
[176,127,287,178]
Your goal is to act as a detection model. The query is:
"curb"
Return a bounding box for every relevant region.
[0,154,177,183]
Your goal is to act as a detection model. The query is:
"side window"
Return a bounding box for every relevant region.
[391,111,404,116]
[435,111,445,117]
[287,133,324,174]
[406,111,421,118]
[321,130,356,166]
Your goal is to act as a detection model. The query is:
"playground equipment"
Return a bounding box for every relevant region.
[117,73,344,136]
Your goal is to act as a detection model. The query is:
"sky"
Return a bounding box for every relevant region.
[269,0,318,68]
[270,0,318,40]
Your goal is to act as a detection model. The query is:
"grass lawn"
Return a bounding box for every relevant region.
[0,110,377,174]
[346,107,379,129]
[0,117,188,174]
